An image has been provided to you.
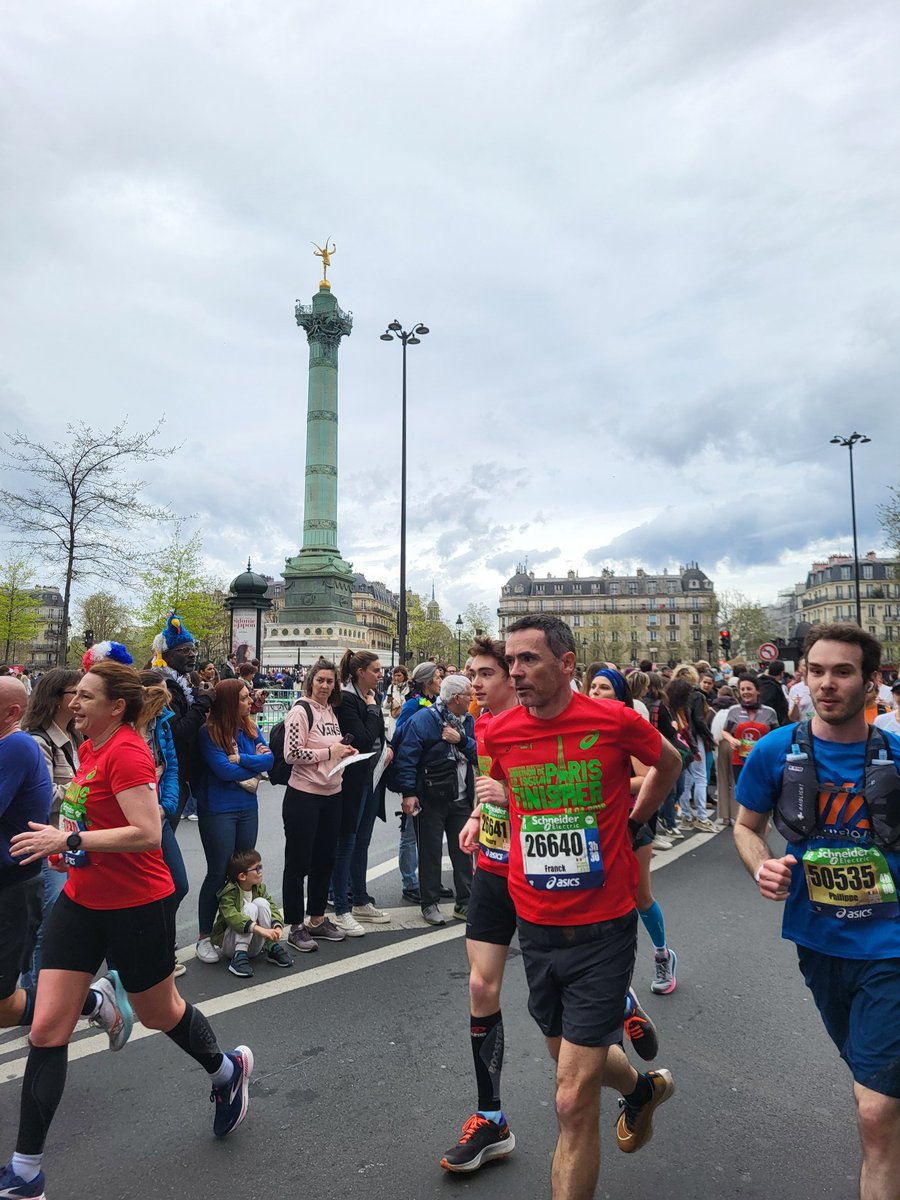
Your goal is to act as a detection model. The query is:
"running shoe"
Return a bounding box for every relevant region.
[228,950,254,978]
[195,937,221,964]
[211,1046,254,1138]
[452,904,469,921]
[650,948,677,996]
[332,912,366,937]
[306,918,347,942]
[173,961,187,978]
[89,970,133,1052]
[651,835,672,851]
[439,885,454,899]
[664,824,684,841]
[288,924,319,952]
[0,1163,47,1198]
[615,1069,675,1153]
[694,819,716,833]
[266,942,293,968]
[401,887,421,904]
[351,902,390,924]
[623,988,658,1061]
[421,904,446,927]
[440,1114,516,1173]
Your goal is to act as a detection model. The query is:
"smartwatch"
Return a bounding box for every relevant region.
[66,832,83,852]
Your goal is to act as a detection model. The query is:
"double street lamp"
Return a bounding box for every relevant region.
[830,431,871,627]
[381,320,430,666]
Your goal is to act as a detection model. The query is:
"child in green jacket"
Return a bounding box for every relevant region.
[211,849,293,978]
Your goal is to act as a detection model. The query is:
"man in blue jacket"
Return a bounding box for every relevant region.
[396,675,478,926]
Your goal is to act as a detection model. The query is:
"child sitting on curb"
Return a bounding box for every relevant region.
[211,849,293,977]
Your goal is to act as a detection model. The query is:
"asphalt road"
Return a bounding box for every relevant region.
[0,785,862,1199]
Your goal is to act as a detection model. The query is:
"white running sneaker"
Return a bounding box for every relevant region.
[89,971,134,1052]
[651,835,673,851]
[332,912,366,937]
[694,819,716,833]
[195,937,221,964]
[352,902,390,924]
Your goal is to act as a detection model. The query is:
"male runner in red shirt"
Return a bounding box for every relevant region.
[484,615,681,1200]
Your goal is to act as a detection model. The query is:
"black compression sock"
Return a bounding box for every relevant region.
[17,1043,68,1155]
[164,1003,224,1074]
[471,1011,504,1112]
[623,1072,653,1108]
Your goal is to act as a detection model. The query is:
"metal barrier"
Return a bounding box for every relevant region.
[255,689,299,734]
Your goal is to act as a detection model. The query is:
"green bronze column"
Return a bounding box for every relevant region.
[277,246,363,646]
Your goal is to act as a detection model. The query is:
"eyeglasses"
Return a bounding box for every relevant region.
[247,864,263,873]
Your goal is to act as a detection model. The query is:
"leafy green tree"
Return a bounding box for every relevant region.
[0,559,42,663]
[74,591,131,645]
[134,526,229,664]
[0,420,175,664]
[717,590,773,660]
[878,486,900,556]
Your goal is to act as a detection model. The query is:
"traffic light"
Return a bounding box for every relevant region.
[719,628,731,658]
[83,629,94,650]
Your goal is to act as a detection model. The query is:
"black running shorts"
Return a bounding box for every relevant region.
[517,908,638,1047]
[0,875,42,1000]
[42,891,176,994]
[465,867,517,947]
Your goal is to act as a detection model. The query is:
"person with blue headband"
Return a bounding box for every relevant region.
[587,667,678,996]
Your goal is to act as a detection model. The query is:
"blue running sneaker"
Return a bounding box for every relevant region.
[0,1162,47,1198]
[88,970,133,1051]
[211,1045,254,1138]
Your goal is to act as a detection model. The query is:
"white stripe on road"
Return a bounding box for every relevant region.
[0,829,723,1080]
[0,923,466,1085]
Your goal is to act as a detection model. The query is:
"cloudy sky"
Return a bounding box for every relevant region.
[2,0,897,626]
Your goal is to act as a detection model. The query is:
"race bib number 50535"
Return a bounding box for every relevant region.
[520,811,604,891]
[803,845,898,921]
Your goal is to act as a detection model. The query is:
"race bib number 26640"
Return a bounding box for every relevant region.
[520,811,604,891]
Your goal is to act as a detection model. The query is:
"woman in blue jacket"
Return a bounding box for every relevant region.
[195,679,274,964]
[138,670,190,974]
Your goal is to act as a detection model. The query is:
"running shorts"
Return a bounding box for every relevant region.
[517,908,637,1047]
[466,866,517,947]
[42,891,176,994]
[797,945,900,1098]
[0,875,42,1000]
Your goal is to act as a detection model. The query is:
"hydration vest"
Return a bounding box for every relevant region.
[773,721,900,850]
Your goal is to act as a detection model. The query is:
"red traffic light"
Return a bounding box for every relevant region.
[719,628,730,638]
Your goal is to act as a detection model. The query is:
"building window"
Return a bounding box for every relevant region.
[668,613,677,625]
[629,582,638,595]
[841,566,852,580]
[610,631,619,642]
[609,583,619,595]
[649,630,658,642]
[869,605,876,618]
[691,613,700,624]
[647,615,658,626]
[835,606,844,619]
[836,585,844,599]
[691,597,700,610]
[863,564,874,579]
[869,626,877,635]
[669,629,679,642]
[689,579,699,589]
[692,628,701,640]
[631,630,639,641]
[573,614,583,626]
[554,585,563,594]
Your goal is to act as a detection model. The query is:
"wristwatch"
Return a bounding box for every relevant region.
[66,832,82,852]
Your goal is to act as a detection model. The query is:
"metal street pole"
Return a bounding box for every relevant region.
[381,320,429,666]
[831,432,871,627]
[456,614,463,669]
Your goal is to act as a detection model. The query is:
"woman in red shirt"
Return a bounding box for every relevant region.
[1,661,253,1199]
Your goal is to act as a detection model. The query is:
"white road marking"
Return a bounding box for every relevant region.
[0,829,724,1079]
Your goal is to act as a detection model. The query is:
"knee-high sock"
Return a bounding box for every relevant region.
[639,900,667,952]
[471,1011,504,1112]
[17,1044,68,1155]
[164,1002,224,1074]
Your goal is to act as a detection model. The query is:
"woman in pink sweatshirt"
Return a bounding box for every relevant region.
[282,659,357,953]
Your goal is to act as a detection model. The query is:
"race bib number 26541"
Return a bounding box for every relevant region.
[520,811,604,891]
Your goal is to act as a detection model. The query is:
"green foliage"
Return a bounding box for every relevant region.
[134,526,229,664]
[75,592,132,645]
[0,559,42,663]
[717,590,773,660]
[879,486,900,557]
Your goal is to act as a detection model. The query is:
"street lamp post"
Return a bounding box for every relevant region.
[456,614,464,669]
[381,320,430,667]
[830,432,871,627]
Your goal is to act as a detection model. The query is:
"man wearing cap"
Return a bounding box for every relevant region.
[152,613,214,826]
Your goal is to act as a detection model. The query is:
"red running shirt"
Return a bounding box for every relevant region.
[61,725,175,910]
[475,711,509,878]
[483,692,661,926]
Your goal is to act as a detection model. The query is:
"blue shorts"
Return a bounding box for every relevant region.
[797,946,900,1098]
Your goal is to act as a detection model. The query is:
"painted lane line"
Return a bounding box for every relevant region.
[0,923,466,1085]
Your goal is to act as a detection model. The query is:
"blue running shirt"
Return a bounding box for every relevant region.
[737,725,900,960]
